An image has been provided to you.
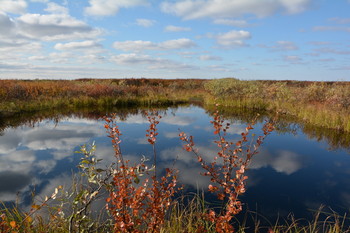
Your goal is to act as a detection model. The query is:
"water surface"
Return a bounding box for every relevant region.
[0,106,349,223]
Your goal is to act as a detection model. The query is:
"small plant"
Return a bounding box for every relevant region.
[179,105,275,232]
[104,111,179,232]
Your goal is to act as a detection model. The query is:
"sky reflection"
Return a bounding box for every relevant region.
[0,106,350,220]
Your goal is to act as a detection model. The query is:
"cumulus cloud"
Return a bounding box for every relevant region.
[250,150,304,175]
[113,38,196,51]
[260,41,298,51]
[111,53,195,70]
[328,17,350,24]
[314,47,350,55]
[213,19,250,27]
[199,55,222,61]
[0,117,106,203]
[0,0,27,14]
[30,0,49,2]
[164,25,191,32]
[283,55,304,64]
[85,0,147,16]
[44,2,69,14]
[16,13,102,41]
[136,18,156,27]
[214,30,251,47]
[0,131,21,154]
[162,115,196,126]
[313,26,350,32]
[164,132,180,139]
[111,53,161,64]
[54,40,102,50]
[23,123,103,151]
[0,11,16,34]
[161,0,311,20]
[274,41,298,50]
[0,3,103,44]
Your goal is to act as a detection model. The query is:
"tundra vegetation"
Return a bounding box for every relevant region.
[1,78,350,232]
[0,78,349,132]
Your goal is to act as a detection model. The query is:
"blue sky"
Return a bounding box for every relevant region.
[0,0,349,80]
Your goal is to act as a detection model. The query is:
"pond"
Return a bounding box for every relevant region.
[0,105,350,224]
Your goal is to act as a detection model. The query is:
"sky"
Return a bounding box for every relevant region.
[0,0,349,81]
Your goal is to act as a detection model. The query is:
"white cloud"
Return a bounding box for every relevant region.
[111,53,194,70]
[54,40,102,50]
[328,17,350,24]
[85,0,147,16]
[28,55,46,60]
[111,53,161,64]
[0,150,36,173]
[274,41,298,50]
[313,26,350,32]
[0,0,27,14]
[113,38,196,51]
[17,13,103,41]
[250,150,303,175]
[0,9,104,58]
[136,18,156,27]
[261,41,298,51]
[213,19,250,27]
[215,30,251,47]
[0,11,17,36]
[162,115,196,126]
[44,2,69,15]
[48,51,72,63]
[314,47,350,55]
[161,0,311,20]
[78,54,106,64]
[30,0,48,2]
[0,130,21,154]
[164,25,191,32]
[164,132,180,139]
[283,55,303,64]
[161,38,196,49]
[206,64,231,72]
[199,55,222,61]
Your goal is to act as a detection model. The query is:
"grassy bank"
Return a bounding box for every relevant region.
[0,78,205,116]
[1,78,350,133]
[203,78,350,132]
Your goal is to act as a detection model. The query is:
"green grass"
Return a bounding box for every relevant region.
[2,196,349,233]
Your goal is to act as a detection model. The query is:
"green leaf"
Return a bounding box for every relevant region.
[134,176,140,184]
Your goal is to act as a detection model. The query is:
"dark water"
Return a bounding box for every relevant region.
[0,106,349,224]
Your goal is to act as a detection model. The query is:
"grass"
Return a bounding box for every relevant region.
[2,195,349,233]
[203,78,350,132]
[1,78,349,132]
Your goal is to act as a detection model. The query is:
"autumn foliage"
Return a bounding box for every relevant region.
[104,111,179,232]
[98,106,275,232]
[179,106,275,232]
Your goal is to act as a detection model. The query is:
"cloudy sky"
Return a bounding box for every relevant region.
[0,0,349,80]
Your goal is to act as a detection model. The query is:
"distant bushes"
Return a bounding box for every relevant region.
[0,79,206,102]
[204,78,350,111]
[204,78,350,132]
